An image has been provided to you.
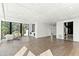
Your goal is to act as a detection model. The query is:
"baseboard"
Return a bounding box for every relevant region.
[36,36,50,39]
[36,35,56,39]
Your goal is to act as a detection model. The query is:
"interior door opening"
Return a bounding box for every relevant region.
[64,21,73,41]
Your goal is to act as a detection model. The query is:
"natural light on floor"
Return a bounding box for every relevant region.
[14,46,53,56]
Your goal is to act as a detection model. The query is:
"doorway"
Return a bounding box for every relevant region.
[64,21,73,41]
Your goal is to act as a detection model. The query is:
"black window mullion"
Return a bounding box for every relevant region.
[20,23,22,36]
[10,22,12,34]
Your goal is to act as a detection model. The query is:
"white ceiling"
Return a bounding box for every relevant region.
[0,3,79,24]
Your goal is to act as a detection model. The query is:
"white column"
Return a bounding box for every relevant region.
[73,20,79,42]
[56,21,64,39]
[50,24,53,40]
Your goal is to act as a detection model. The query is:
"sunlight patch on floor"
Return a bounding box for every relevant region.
[27,51,35,56]
[15,46,27,56]
[40,49,53,56]
[15,46,53,56]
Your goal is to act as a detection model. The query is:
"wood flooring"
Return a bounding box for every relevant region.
[0,36,79,56]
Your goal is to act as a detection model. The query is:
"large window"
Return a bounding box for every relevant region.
[1,21,34,40]
[1,21,21,40]
[12,22,20,36]
[12,22,20,33]
[1,21,10,39]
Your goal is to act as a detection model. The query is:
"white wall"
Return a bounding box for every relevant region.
[35,22,51,38]
[0,20,1,42]
[56,21,64,39]
[73,19,79,42]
